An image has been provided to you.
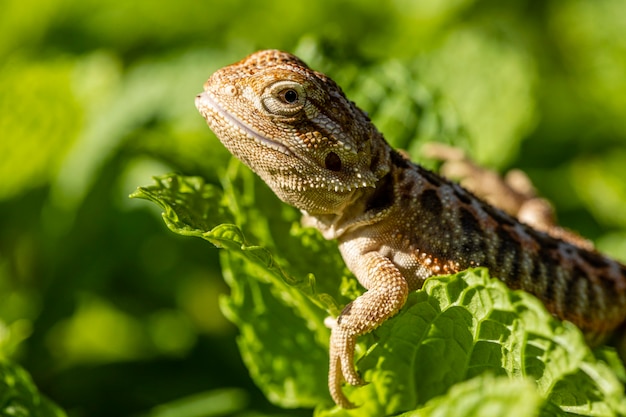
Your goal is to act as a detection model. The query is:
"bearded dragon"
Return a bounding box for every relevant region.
[195,49,626,408]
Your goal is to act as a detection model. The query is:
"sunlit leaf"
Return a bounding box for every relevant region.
[135,173,626,416]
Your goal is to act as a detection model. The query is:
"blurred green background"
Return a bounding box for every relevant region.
[1,0,625,416]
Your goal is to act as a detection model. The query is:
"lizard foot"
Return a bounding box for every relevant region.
[325,254,408,408]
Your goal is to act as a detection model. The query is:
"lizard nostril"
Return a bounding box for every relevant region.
[325,152,342,172]
[222,85,238,96]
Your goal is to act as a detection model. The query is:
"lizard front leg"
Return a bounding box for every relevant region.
[329,250,409,408]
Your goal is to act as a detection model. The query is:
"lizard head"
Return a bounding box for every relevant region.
[195,49,389,215]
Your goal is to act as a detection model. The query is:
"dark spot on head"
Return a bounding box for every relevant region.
[419,189,443,216]
[325,152,342,171]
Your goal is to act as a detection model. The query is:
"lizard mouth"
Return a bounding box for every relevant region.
[195,91,294,157]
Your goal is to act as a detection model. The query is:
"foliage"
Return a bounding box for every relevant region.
[0,358,66,417]
[1,0,626,416]
[133,172,626,416]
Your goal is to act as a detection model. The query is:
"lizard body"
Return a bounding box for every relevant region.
[195,50,626,408]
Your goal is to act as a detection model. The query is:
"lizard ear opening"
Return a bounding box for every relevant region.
[325,152,342,171]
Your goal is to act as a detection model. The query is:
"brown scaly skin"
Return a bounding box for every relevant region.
[195,50,626,408]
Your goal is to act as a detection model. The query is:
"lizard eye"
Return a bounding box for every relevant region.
[281,89,299,104]
[262,81,306,116]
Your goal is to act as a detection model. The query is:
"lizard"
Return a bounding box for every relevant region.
[194,49,626,408]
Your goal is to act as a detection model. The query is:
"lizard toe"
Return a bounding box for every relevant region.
[331,326,365,386]
[329,354,357,408]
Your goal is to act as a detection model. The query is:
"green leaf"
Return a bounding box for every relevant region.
[399,374,543,417]
[133,173,626,416]
[148,388,248,417]
[132,173,336,407]
[319,269,626,416]
[0,358,67,417]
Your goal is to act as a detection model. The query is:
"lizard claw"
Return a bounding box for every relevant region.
[331,325,365,385]
[328,326,365,408]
